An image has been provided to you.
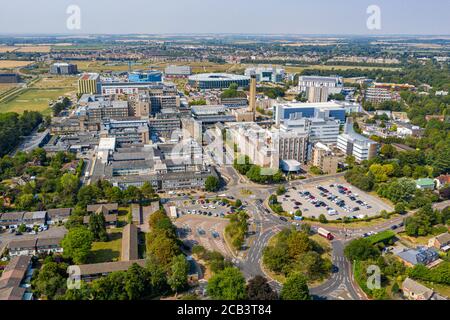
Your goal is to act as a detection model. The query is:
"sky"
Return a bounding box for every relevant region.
[0,0,449,35]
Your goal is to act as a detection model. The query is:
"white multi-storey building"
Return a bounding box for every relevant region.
[337,119,378,162]
[298,75,343,95]
[280,111,340,144]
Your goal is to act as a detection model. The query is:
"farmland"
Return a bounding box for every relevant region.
[0,60,34,69]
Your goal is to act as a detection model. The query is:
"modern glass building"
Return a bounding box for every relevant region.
[188,73,250,89]
[128,70,162,82]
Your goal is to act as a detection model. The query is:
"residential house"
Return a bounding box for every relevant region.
[0,212,26,229]
[415,178,435,191]
[396,247,440,267]
[35,237,64,255]
[87,203,118,215]
[7,237,64,257]
[7,239,37,257]
[22,211,47,228]
[47,208,72,224]
[402,278,434,300]
[428,233,450,252]
[0,256,33,300]
[434,174,450,189]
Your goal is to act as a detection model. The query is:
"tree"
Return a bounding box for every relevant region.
[380,144,397,159]
[344,238,380,261]
[394,202,407,214]
[280,273,310,300]
[124,263,151,300]
[88,213,108,242]
[140,182,155,200]
[60,173,79,196]
[168,254,189,294]
[206,267,246,300]
[61,227,94,264]
[318,214,328,224]
[287,231,313,258]
[235,199,242,207]
[31,259,68,300]
[205,176,220,192]
[246,275,278,300]
[276,186,286,195]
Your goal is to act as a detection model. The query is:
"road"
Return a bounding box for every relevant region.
[211,165,450,300]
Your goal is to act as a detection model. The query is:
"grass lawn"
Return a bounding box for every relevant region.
[89,229,122,263]
[31,76,77,89]
[396,232,434,246]
[0,88,73,115]
[418,281,450,298]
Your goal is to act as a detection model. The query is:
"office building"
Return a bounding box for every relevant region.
[0,73,19,83]
[307,86,329,103]
[311,142,342,174]
[50,63,78,75]
[337,118,378,162]
[273,101,348,125]
[365,87,399,103]
[78,73,100,94]
[76,100,130,122]
[279,110,341,144]
[128,70,162,82]
[188,73,250,90]
[274,129,309,166]
[90,139,216,191]
[227,122,279,169]
[245,66,285,83]
[165,65,192,78]
[298,75,343,95]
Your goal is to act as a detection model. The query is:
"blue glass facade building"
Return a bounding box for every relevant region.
[128,71,162,82]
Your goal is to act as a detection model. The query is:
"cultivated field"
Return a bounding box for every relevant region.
[0,60,34,69]
[0,83,20,95]
[0,45,51,53]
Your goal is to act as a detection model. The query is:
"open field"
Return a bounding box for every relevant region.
[0,83,20,95]
[0,60,34,69]
[0,88,72,115]
[284,64,401,73]
[0,45,51,53]
[31,76,78,89]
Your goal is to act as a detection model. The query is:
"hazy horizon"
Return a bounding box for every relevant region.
[0,0,449,36]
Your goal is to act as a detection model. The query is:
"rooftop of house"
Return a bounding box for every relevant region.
[402,278,434,299]
[68,259,146,276]
[47,208,72,218]
[435,174,450,185]
[121,223,139,261]
[435,232,450,245]
[87,203,118,213]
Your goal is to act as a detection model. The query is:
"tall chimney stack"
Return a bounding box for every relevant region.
[249,75,257,121]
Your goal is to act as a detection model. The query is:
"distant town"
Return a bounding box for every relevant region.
[0,33,449,302]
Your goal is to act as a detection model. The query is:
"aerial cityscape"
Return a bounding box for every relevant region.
[0,0,449,308]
